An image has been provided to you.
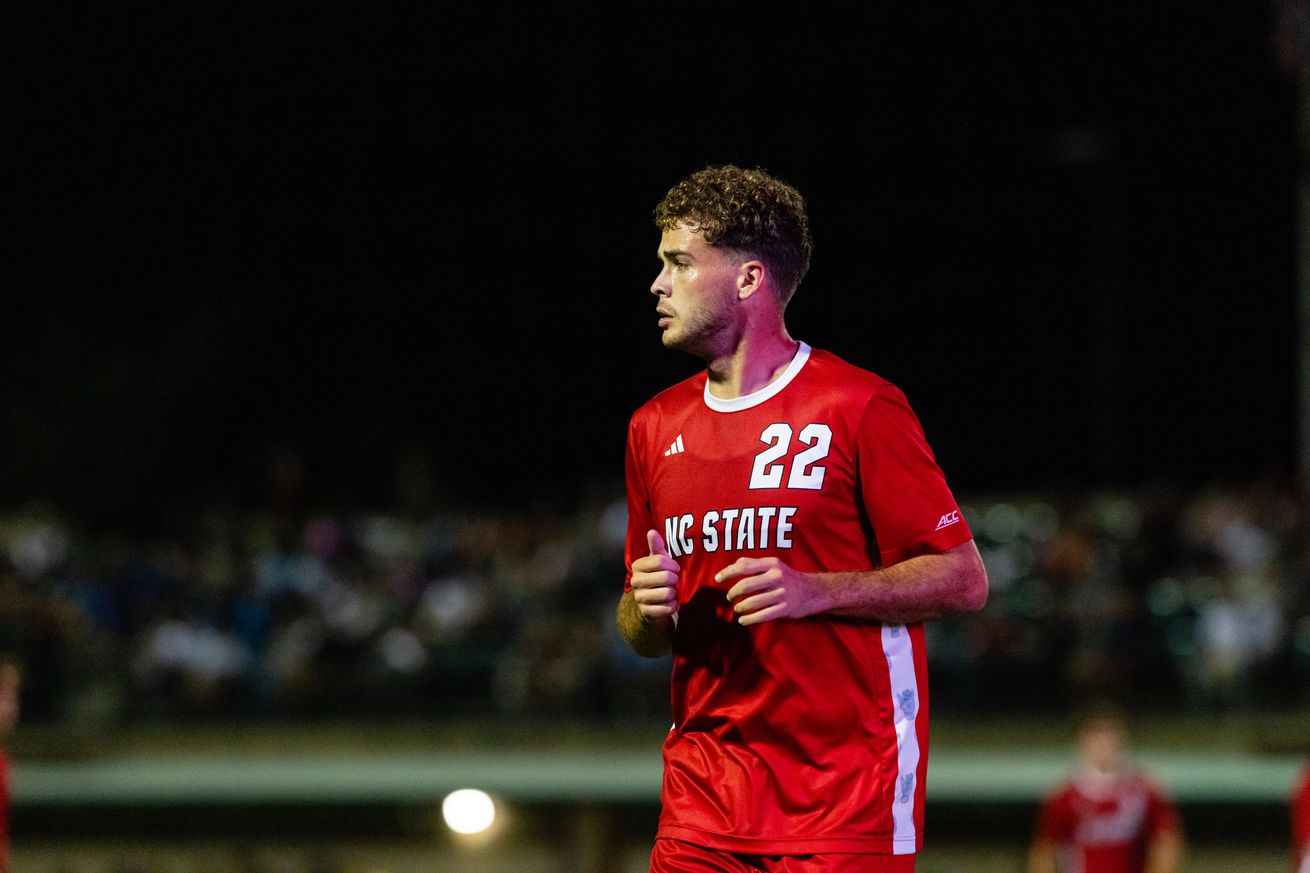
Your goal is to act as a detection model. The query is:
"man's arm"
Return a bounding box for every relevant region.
[1024,839,1059,873]
[718,539,988,626]
[617,591,674,657]
[1144,828,1183,873]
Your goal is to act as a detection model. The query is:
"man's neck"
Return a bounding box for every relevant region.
[704,326,799,400]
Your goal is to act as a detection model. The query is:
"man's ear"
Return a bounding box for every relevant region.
[736,260,766,300]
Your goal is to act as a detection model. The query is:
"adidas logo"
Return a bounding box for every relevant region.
[935,510,961,531]
[662,434,685,456]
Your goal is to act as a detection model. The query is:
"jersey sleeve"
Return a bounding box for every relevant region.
[855,384,973,566]
[1035,788,1075,842]
[623,412,655,593]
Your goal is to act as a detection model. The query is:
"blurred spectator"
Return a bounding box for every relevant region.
[0,656,21,873]
[1294,761,1310,873]
[1027,703,1183,873]
[0,480,1307,724]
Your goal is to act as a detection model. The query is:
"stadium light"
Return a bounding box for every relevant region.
[442,788,496,835]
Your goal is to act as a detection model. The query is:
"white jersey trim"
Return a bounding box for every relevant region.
[882,623,921,854]
[702,342,811,412]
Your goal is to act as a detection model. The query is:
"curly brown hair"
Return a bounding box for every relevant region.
[654,165,813,303]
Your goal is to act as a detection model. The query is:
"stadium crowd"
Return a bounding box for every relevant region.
[0,477,1307,726]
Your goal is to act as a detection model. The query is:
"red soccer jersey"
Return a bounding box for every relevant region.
[1293,763,1310,873]
[1035,773,1181,873]
[624,343,973,855]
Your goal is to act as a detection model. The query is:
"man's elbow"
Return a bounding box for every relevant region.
[962,562,989,612]
[946,541,989,614]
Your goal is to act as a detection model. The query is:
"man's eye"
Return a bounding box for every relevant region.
[673,262,688,270]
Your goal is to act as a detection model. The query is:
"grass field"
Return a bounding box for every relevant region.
[9,839,1291,873]
[10,715,1306,872]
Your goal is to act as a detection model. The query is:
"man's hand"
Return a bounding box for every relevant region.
[719,541,987,626]
[630,529,680,624]
[718,556,830,626]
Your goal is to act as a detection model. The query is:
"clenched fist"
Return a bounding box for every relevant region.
[630,529,681,624]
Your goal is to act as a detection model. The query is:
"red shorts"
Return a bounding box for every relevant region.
[650,838,917,873]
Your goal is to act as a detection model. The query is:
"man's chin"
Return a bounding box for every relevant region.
[660,327,715,358]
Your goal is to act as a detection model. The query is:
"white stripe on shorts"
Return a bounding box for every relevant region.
[881,623,920,855]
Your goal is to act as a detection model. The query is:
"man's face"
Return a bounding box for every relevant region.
[650,223,743,356]
[1078,718,1127,774]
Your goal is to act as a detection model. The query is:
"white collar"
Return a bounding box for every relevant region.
[702,342,811,412]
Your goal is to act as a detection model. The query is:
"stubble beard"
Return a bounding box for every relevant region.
[661,305,736,360]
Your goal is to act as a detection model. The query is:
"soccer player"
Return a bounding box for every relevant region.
[1027,706,1183,873]
[616,165,989,873]
[0,658,19,873]
[1293,761,1310,873]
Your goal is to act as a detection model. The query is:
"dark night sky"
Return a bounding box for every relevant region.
[2,3,1300,522]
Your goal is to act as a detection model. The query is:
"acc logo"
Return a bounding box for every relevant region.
[935,510,961,531]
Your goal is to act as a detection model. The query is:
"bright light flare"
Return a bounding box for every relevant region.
[441,788,496,834]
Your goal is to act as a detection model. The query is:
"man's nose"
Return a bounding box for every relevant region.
[650,267,670,296]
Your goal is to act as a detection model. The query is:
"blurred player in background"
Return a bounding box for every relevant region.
[617,164,989,872]
[0,658,20,873]
[1293,761,1310,873]
[1027,704,1183,873]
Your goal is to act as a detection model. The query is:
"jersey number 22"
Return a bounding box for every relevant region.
[749,423,832,491]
